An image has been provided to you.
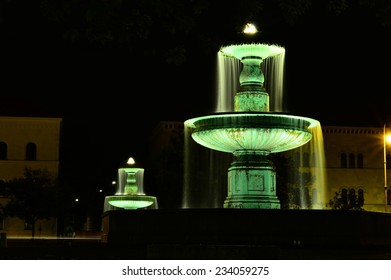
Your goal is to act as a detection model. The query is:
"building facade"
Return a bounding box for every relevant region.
[321,125,387,212]
[0,116,62,238]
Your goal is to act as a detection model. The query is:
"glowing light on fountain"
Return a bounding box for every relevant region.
[185,24,320,209]
[243,23,258,34]
[103,157,158,211]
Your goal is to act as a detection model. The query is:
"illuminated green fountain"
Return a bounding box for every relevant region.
[103,157,158,211]
[185,26,319,209]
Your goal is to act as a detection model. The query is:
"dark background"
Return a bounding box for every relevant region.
[1,0,391,215]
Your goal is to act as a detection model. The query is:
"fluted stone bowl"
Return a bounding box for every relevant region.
[185,112,319,154]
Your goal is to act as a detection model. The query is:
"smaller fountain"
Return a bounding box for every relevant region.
[103,157,158,211]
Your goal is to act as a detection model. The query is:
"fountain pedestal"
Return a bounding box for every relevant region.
[225,151,279,208]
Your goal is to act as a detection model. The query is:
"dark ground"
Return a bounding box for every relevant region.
[3,209,391,260]
[1,236,391,260]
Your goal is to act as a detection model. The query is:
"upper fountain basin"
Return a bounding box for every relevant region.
[185,112,320,154]
[219,43,285,60]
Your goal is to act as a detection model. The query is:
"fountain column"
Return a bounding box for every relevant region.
[235,56,269,112]
[224,53,279,208]
[225,150,280,208]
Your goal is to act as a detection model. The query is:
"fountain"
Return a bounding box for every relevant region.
[185,26,320,209]
[103,157,158,211]
[101,25,391,259]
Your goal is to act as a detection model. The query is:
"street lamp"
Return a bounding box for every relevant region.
[383,124,391,212]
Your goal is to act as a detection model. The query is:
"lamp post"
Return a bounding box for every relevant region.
[383,124,391,212]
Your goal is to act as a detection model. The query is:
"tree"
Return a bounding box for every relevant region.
[327,188,365,210]
[2,168,60,238]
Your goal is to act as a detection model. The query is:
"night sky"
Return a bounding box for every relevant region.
[1,1,391,202]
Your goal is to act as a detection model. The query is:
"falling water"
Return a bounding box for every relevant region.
[284,125,328,209]
[183,124,230,208]
[262,52,285,112]
[215,53,241,112]
[215,50,285,112]
[308,125,328,208]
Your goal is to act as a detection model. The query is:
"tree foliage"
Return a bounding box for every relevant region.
[1,168,61,237]
[327,188,365,210]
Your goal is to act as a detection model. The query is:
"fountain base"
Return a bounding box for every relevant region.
[224,152,280,209]
[101,208,391,259]
[224,195,280,209]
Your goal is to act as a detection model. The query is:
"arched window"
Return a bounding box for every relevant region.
[25,142,37,161]
[0,141,7,160]
[341,153,347,168]
[349,153,355,168]
[348,188,356,205]
[357,154,364,168]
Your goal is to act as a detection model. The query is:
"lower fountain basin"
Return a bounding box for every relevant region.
[185,112,319,153]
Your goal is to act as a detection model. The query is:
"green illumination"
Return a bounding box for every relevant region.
[220,43,284,61]
[235,91,269,111]
[185,113,318,154]
[106,195,156,210]
[225,152,280,209]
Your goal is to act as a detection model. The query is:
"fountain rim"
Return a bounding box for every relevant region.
[185,111,320,130]
[219,43,285,60]
[184,111,317,154]
[106,195,156,209]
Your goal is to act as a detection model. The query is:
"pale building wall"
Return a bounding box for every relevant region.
[322,126,387,212]
[0,116,62,237]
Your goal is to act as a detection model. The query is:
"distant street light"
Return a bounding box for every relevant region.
[383,124,391,212]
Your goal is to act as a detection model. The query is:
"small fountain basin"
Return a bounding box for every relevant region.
[105,195,157,210]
